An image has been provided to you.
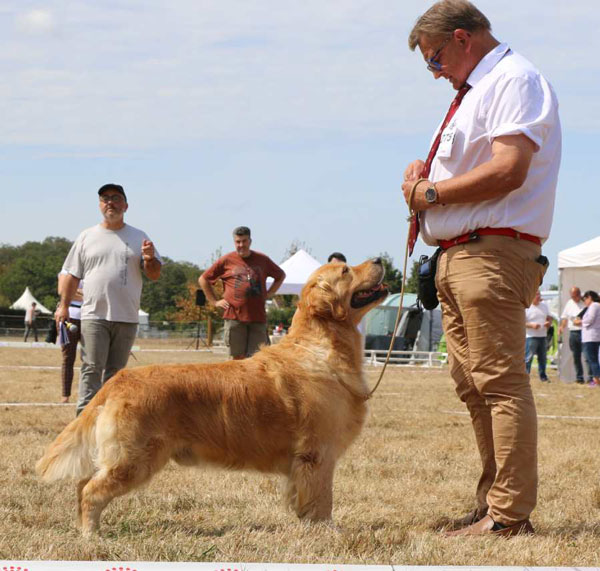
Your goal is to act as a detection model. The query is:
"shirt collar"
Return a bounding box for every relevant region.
[466,42,511,88]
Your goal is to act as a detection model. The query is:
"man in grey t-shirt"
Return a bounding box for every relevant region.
[57,184,162,415]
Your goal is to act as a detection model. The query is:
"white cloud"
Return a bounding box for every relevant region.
[16,8,56,35]
[0,1,599,148]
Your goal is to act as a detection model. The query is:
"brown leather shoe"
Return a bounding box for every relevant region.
[444,514,534,537]
[433,505,488,531]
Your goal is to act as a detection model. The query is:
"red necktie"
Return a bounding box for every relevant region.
[408,84,471,255]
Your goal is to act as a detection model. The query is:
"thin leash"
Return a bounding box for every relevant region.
[362,178,423,399]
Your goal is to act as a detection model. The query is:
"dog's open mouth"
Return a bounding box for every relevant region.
[351,283,388,308]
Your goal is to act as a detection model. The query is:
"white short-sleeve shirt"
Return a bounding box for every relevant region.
[62,224,161,323]
[525,301,551,338]
[421,43,562,245]
[560,298,585,332]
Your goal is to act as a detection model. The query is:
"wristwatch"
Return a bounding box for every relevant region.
[424,184,438,204]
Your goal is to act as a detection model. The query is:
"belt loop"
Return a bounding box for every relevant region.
[515,231,521,240]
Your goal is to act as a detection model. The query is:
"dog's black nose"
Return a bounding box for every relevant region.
[372,257,382,265]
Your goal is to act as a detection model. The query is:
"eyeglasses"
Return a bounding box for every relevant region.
[426,37,451,72]
[99,194,124,204]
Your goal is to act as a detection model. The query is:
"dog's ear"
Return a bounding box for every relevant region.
[304,277,348,321]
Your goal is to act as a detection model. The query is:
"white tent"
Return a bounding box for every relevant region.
[267,249,322,295]
[9,287,53,314]
[557,236,600,381]
[138,308,150,332]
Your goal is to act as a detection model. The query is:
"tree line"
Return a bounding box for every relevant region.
[0,238,417,327]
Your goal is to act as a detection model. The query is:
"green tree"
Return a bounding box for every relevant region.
[140,257,202,321]
[404,260,419,294]
[0,237,73,308]
[267,306,297,330]
[378,252,403,294]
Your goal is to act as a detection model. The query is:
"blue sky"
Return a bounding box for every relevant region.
[1,1,599,287]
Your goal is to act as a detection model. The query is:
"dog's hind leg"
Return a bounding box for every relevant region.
[76,477,91,528]
[79,442,169,536]
[289,451,335,521]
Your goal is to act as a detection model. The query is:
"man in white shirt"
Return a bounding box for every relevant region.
[57,184,162,415]
[23,302,39,342]
[558,287,588,384]
[402,0,561,537]
[525,291,552,382]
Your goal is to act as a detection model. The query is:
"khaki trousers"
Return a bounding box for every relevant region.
[436,235,547,525]
[224,319,270,359]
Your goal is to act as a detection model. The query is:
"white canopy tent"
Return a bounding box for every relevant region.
[266,249,322,295]
[557,236,600,381]
[138,308,150,333]
[9,286,53,314]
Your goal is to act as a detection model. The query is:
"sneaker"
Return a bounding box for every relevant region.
[587,381,598,387]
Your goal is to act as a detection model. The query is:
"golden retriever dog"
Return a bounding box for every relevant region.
[36,258,387,536]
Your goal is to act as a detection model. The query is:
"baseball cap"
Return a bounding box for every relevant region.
[98,183,127,201]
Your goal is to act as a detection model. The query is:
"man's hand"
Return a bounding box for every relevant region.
[55,304,69,328]
[142,240,161,280]
[215,299,230,311]
[142,239,155,261]
[403,160,425,182]
[401,177,436,212]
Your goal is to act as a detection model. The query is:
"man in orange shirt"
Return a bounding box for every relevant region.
[199,226,285,359]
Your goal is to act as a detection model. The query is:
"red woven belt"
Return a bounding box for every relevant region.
[438,227,542,250]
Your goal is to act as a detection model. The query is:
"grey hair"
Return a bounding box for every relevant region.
[408,0,491,51]
[232,226,251,238]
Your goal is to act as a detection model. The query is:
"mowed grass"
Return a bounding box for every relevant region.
[0,343,599,565]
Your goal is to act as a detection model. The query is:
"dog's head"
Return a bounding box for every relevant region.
[299,258,388,324]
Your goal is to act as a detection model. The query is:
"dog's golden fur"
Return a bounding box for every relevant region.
[36,259,387,535]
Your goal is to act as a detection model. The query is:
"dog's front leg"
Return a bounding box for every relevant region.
[289,451,335,521]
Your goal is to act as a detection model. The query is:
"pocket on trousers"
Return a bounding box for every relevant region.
[522,258,548,307]
[224,320,232,347]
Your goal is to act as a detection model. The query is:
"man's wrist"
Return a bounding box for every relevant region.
[424,183,439,205]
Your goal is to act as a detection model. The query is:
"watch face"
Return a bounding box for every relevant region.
[425,186,437,203]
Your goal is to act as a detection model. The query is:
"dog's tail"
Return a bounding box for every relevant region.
[36,404,100,482]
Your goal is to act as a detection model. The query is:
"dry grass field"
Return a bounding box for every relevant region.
[1,341,599,566]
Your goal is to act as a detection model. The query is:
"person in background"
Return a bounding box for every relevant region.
[558,286,589,384]
[573,290,600,387]
[199,226,285,360]
[57,183,162,415]
[525,291,552,382]
[23,302,39,342]
[327,252,347,264]
[57,271,83,403]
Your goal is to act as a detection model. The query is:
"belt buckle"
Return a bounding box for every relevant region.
[468,232,480,242]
